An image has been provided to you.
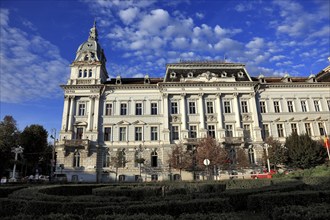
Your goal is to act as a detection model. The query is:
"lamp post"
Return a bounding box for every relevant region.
[10,146,24,182]
[50,129,56,180]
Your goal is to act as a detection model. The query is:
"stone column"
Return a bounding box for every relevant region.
[215,93,224,139]
[180,93,188,139]
[68,96,75,131]
[61,95,70,131]
[233,93,242,136]
[249,93,262,141]
[87,96,95,131]
[93,96,100,131]
[162,93,170,142]
[198,93,206,136]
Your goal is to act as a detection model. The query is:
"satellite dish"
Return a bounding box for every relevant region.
[203,159,210,166]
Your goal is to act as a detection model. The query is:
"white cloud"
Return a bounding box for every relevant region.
[196,12,204,19]
[0,9,69,103]
[214,38,242,51]
[139,9,170,34]
[119,7,139,25]
[270,55,286,62]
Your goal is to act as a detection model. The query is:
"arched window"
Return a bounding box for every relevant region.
[73,151,80,167]
[89,69,92,77]
[83,70,87,77]
[118,175,125,182]
[78,70,82,78]
[151,151,158,167]
[248,148,255,164]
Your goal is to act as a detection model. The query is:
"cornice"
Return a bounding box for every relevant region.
[61,84,103,90]
[261,83,330,89]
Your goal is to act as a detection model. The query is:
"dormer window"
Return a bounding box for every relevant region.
[170,72,177,79]
[116,75,122,85]
[282,74,292,83]
[144,74,150,84]
[237,71,244,78]
[187,72,193,78]
[258,74,265,83]
[307,74,317,83]
[221,71,227,77]
[89,69,92,77]
[78,70,82,78]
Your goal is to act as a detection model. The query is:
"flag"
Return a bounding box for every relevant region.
[324,136,330,149]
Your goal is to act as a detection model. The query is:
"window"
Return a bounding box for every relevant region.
[151,103,158,115]
[224,101,231,113]
[301,100,307,112]
[248,148,255,164]
[151,127,158,141]
[274,101,280,113]
[76,128,83,140]
[259,101,266,113]
[104,127,111,141]
[135,103,142,115]
[105,103,112,116]
[287,101,294,112]
[241,101,248,113]
[189,125,197,138]
[83,70,87,77]
[171,102,178,114]
[318,123,325,136]
[171,126,179,140]
[119,175,125,182]
[314,100,320,112]
[118,150,126,168]
[262,124,270,139]
[135,127,142,141]
[120,103,127,115]
[73,151,80,167]
[151,174,158,181]
[277,124,284,137]
[78,103,86,116]
[103,152,110,167]
[119,127,126,141]
[207,125,215,138]
[291,123,297,134]
[151,151,158,167]
[78,70,82,78]
[225,124,233,137]
[88,69,92,77]
[206,101,214,114]
[243,124,251,140]
[305,123,312,136]
[188,101,196,114]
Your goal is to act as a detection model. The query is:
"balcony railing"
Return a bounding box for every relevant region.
[224,137,242,144]
[64,139,89,149]
[183,138,202,144]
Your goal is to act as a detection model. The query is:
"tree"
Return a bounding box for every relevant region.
[0,116,20,176]
[20,125,49,175]
[196,136,228,172]
[235,148,250,170]
[285,133,326,169]
[266,136,288,169]
[110,149,128,182]
[168,143,192,178]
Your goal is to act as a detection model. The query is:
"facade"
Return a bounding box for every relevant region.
[56,24,330,182]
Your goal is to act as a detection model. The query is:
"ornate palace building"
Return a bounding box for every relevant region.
[56,23,330,182]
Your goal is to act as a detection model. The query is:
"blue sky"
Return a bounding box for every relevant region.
[0,0,329,138]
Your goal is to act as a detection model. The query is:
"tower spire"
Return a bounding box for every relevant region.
[88,20,98,42]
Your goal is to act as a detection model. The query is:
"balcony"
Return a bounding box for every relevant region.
[224,137,242,144]
[183,138,202,144]
[64,139,89,150]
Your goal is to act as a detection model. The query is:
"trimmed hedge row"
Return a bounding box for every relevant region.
[0,186,27,198]
[85,198,233,217]
[272,203,330,220]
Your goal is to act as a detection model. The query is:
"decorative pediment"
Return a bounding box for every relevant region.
[74,121,88,126]
[117,120,130,125]
[132,120,146,125]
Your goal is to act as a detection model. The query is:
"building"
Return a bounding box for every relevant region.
[56,23,330,182]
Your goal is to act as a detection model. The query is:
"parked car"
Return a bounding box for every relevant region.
[251,169,276,179]
[52,174,68,183]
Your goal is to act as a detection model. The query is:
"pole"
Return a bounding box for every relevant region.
[11,146,24,182]
[50,129,56,180]
[264,144,270,172]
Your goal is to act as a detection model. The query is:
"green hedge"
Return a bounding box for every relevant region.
[272,203,330,220]
[0,186,27,198]
[247,191,322,216]
[86,198,232,217]
[95,214,174,220]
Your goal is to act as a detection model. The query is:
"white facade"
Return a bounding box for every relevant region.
[56,24,330,182]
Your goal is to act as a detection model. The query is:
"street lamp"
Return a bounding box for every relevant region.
[50,129,56,180]
[10,146,24,182]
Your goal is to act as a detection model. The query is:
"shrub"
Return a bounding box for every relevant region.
[272,203,330,220]
[96,213,174,220]
[0,186,27,198]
